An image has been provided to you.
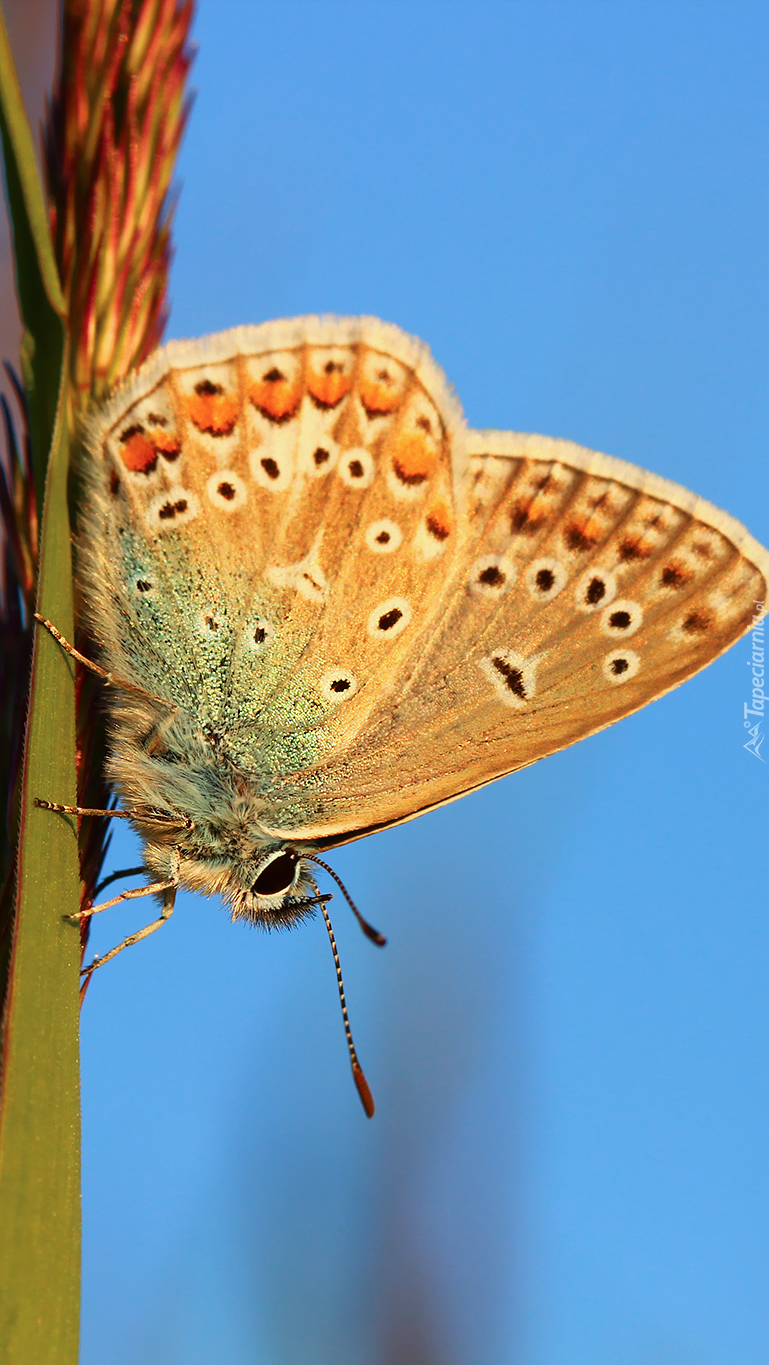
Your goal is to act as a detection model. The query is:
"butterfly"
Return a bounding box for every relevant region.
[37,315,769,1114]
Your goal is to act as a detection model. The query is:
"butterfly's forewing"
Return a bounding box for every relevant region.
[81,319,464,805]
[82,319,768,845]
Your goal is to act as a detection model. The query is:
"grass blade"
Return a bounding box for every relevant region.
[0,404,80,1364]
[0,7,80,1362]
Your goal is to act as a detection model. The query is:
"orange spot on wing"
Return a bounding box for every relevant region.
[120,432,156,473]
[118,426,170,474]
[661,563,688,588]
[392,434,437,486]
[307,367,352,409]
[250,372,302,422]
[187,384,239,435]
[617,537,651,562]
[426,501,452,540]
[359,377,401,417]
[563,521,599,552]
[151,429,181,460]
[510,501,546,535]
[118,420,181,473]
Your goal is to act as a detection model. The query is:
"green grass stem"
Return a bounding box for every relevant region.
[0,7,81,1361]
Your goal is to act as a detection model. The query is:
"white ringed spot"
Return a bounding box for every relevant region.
[365,519,402,554]
[249,445,293,492]
[574,567,617,613]
[525,557,567,603]
[338,448,375,488]
[304,440,339,478]
[469,554,515,597]
[206,470,248,511]
[146,487,200,531]
[603,649,641,684]
[600,599,643,638]
[319,668,358,703]
[367,596,412,640]
[480,650,536,708]
[295,407,342,479]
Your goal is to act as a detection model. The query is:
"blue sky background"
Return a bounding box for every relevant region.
[75,4,769,1363]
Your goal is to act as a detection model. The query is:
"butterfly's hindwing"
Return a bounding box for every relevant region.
[278,435,765,843]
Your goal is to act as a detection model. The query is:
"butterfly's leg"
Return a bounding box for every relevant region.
[34,613,176,711]
[68,873,180,923]
[80,882,177,990]
[34,613,112,681]
[36,801,136,822]
[34,798,191,831]
[94,866,148,897]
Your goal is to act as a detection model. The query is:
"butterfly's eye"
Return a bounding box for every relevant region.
[252,852,299,897]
